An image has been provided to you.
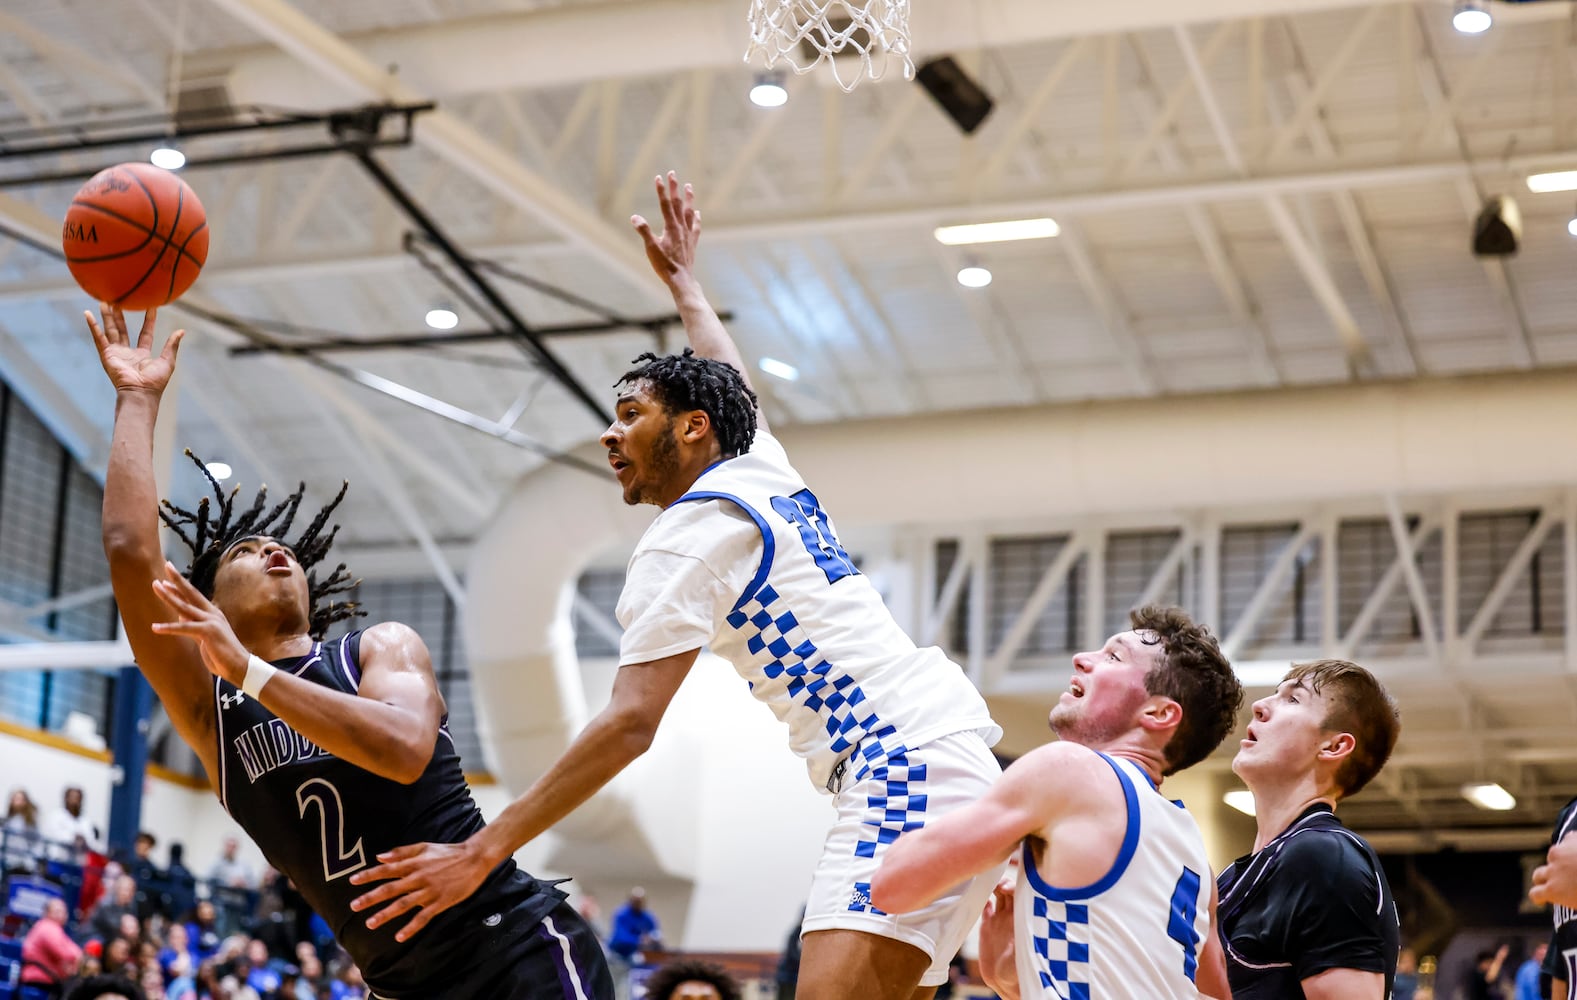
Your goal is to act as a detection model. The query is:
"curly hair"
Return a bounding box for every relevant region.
[159,450,363,640]
[65,975,147,1000]
[616,349,759,457]
[642,959,742,1000]
[1282,659,1400,798]
[1131,605,1243,775]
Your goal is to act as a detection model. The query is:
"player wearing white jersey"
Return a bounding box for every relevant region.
[872,607,1243,1000]
[350,173,1003,1000]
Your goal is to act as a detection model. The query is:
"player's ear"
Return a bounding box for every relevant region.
[678,408,712,445]
[1139,696,1182,732]
[1318,731,1356,763]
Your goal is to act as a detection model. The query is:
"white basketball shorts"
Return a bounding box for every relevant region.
[801,728,1005,987]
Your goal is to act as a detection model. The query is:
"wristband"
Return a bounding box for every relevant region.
[241,654,278,698]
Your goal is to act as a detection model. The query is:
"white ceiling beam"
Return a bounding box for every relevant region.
[613,82,690,211]
[1120,21,1238,178]
[203,0,666,306]
[1055,223,1158,396]
[978,38,1095,192]
[0,10,165,107]
[1262,196,1371,371]
[1263,6,1386,164]
[1173,23,1246,176]
[211,0,1405,110]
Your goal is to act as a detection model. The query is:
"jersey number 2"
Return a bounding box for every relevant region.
[1167,867,1202,982]
[772,489,859,584]
[296,778,367,882]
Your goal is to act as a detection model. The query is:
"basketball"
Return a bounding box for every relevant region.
[62,162,209,310]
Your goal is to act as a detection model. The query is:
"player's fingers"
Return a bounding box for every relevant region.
[375,844,430,864]
[364,889,424,929]
[137,308,157,351]
[632,216,657,247]
[84,311,109,352]
[163,328,186,366]
[658,174,680,232]
[150,620,202,637]
[111,306,130,344]
[100,302,122,345]
[349,879,406,912]
[395,902,441,942]
[348,865,395,888]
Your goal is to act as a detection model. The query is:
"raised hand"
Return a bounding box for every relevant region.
[1531,832,1577,908]
[631,171,702,289]
[84,303,185,397]
[150,561,250,685]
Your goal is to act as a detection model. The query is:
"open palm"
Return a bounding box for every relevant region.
[84,303,185,396]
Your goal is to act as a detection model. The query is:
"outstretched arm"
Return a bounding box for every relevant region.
[633,171,769,434]
[977,871,1021,1000]
[345,647,699,940]
[87,305,217,779]
[1196,881,1230,1000]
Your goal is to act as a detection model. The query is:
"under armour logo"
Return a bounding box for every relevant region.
[220,691,246,709]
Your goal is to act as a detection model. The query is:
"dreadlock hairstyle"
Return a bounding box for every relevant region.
[616,349,759,457]
[158,450,363,640]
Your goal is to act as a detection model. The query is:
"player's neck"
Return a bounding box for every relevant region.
[1248,778,1337,852]
[1100,744,1167,789]
[236,624,314,662]
[658,444,726,508]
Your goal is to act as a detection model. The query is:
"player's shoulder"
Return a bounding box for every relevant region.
[1272,822,1377,882]
[1003,742,1123,805]
[1553,796,1577,840]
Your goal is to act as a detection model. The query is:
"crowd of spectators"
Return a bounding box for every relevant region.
[5,786,368,1000]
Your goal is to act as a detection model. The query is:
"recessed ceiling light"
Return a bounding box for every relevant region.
[204,461,233,481]
[150,146,186,170]
[1461,782,1516,811]
[425,307,459,330]
[1567,215,1577,238]
[1452,0,1492,34]
[749,73,789,109]
[957,265,993,288]
[1223,790,1256,816]
[934,218,1060,246]
[1530,171,1577,193]
[759,357,799,381]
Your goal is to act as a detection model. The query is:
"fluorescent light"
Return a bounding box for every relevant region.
[957,266,993,288]
[425,307,459,330]
[1461,782,1516,811]
[1452,0,1492,33]
[934,218,1060,246]
[759,357,799,381]
[749,74,788,108]
[1568,216,1577,238]
[150,146,186,170]
[204,462,233,482]
[1528,171,1577,194]
[1223,790,1256,816]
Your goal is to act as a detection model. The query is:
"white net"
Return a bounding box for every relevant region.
[745,0,914,93]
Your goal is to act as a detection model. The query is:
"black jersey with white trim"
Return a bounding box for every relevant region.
[1541,797,1577,996]
[213,629,556,997]
[1216,803,1399,1000]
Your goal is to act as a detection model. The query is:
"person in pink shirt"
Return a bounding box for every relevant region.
[22,896,83,986]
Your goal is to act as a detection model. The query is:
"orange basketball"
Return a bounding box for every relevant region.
[62,162,209,310]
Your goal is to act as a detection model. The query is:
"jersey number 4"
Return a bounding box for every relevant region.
[1167,868,1202,983]
[296,778,367,882]
[772,489,859,584]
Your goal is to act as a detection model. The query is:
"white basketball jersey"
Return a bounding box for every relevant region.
[1015,753,1212,1000]
[630,432,999,791]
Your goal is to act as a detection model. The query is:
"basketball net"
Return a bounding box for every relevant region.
[744,0,914,93]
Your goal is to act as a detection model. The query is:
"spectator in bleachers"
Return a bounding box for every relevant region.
[207,837,255,891]
[90,874,139,942]
[642,959,741,1000]
[102,935,139,981]
[608,886,662,998]
[164,951,198,1000]
[128,833,161,887]
[185,899,222,963]
[163,843,196,921]
[157,920,194,978]
[4,787,43,873]
[244,938,284,995]
[22,896,83,989]
[44,786,102,860]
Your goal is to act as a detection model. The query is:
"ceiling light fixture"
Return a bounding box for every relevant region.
[1452,0,1492,34]
[956,265,993,288]
[1568,210,1577,238]
[1461,782,1516,811]
[150,145,186,170]
[204,461,233,482]
[759,357,799,381]
[749,72,789,109]
[1223,790,1256,817]
[425,306,459,331]
[934,218,1061,246]
[1529,171,1577,194]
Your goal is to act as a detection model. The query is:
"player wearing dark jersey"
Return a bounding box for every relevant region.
[1217,659,1400,1000]
[86,304,612,1000]
[1539,798,1577,998]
